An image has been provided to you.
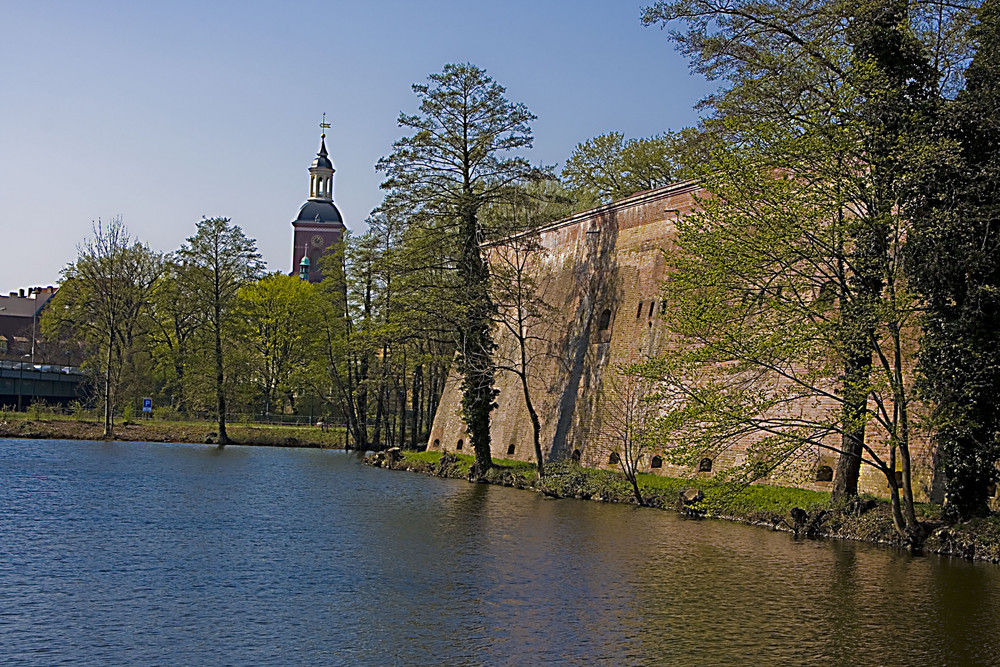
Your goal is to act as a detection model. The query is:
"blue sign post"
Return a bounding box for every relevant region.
[142,398,152,417]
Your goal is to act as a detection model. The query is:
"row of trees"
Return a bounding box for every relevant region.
[41,64,568,460]
[42,215,454,449]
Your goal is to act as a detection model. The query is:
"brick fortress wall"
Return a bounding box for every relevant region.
[426,183,941,501]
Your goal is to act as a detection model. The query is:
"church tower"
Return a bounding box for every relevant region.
[291,117,346,282]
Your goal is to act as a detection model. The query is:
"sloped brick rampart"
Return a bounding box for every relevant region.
[427,183,941,501]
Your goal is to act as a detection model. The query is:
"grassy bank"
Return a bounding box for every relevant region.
[0,413,345,448]
[370,449,1000,564]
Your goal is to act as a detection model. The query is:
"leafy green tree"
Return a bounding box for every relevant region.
[313,232,373,448]
[639,0,953,537]
[309,214,458,450]
[44,217,162,435]
[377,63,545,473]
[561,130,700,208]
[146,260,201,412]
[238,272,321,416]
[175,217,263,445]
[906,0,1000,519]
[642,134,924,536]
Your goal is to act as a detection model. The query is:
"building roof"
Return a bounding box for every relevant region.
[0,291,55,318]
[295,200,343,225]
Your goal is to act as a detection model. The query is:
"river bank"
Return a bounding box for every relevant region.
[368,449,1000,564]
[0,417,344,448]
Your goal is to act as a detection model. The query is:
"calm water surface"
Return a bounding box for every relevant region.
[1,439,998,665]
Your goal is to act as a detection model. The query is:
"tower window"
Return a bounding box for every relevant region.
[636,301,643,318]
[456,439,463,451]
[650,455,663,468]
[648,301,655,317]
[507,444,516,456]
[609,452,620,465]
[698,457,713,472]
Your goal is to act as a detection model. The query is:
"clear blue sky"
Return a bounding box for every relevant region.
[0,0,713,290]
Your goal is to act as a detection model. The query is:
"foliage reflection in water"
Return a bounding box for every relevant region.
[0,439,998,665]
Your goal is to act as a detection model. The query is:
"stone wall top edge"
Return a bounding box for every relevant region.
[489,180,702,246]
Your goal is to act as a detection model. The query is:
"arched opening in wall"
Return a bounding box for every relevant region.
[507,444,516,456]
[815,465,833,482]
[609,452,620,465]
[648,301,655,318]
[598,309,612,331]
[650,455,663,469]
[456,439,464,451]
[571,449,581,462]
[636,301,643,318]
[698,457,713,472]
[433,439,440,449]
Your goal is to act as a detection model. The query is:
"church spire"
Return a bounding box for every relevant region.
[309,113,334,201]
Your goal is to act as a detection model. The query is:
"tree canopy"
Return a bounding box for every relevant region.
[377,63,546,473]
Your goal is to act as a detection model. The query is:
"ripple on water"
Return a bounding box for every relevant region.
[1,439,999,666]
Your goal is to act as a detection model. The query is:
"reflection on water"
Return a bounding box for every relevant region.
[0,439,998,665]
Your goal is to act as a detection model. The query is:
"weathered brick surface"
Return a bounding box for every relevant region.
[427,183,941,501]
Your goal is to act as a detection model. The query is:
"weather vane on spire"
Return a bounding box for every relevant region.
[320,112,331,139]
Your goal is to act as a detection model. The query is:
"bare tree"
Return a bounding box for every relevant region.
[601,366,656,505]
[45,217,162,435]
[490,232,552,476]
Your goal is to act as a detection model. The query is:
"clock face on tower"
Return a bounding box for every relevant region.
[311,234,324,248]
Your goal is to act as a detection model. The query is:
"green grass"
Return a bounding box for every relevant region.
[0,413,347,447]
[715,483,829,514]
[402,450,446,464]
[398,449,833,516]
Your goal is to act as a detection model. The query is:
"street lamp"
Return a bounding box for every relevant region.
[29,288,40,366]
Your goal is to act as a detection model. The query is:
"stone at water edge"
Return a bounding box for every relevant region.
[679,487,704,506]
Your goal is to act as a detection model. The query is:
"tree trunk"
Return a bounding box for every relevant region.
[411,363,423,449]
[103,331,114,437]
[520,372,544,477]
[372,384,384,450]
[458,201,496,475]
[620,458,644,506]
[214,320,229,446]
[833,346,870,500]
